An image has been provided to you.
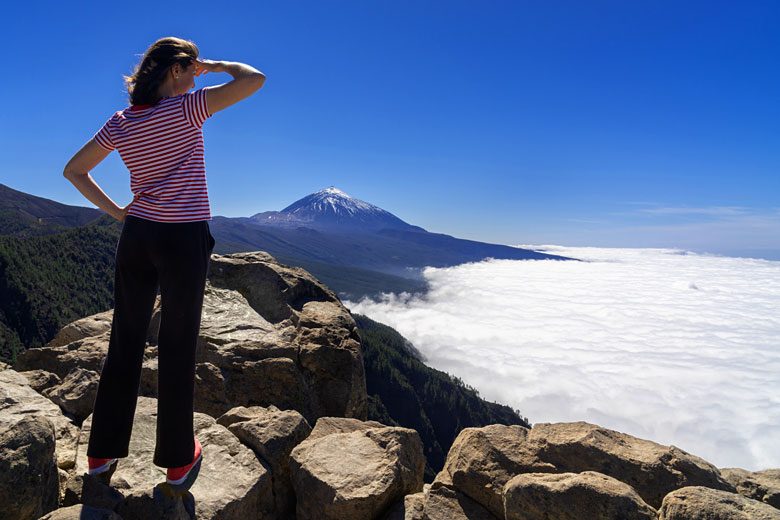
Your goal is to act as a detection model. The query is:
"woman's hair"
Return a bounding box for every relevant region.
[124,37,199,106]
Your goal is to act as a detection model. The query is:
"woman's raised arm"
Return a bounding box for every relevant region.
[195,59,265,114]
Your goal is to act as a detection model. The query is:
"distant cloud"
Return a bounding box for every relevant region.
[636,206,748,217]
[346,247,780,471]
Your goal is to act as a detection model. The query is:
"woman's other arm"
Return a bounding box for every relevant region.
[63,139,133,221]
[195,59,265,114]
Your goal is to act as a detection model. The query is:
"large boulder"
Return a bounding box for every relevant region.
[73,397,274,520]
[15,252,368,425]
[18,369,61,393]
[217,405,312,518]
[0,414,59,520]
[503,471,657,520]
[0,369,79,470]
[290,421,425,520]
[659,486,780,519]
[437,422,734,516]
[722,468,780,509]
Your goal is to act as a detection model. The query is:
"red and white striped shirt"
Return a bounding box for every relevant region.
[94,88,212,222]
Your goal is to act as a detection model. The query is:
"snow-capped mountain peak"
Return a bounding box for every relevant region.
[248,187,425,233]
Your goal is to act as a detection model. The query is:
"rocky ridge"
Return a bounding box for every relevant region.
[0,251,777,520]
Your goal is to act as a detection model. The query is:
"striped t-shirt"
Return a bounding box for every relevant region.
[94,88,212,222]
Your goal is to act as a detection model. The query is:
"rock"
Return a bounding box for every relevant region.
[381,492,426,520]
[424,471,498,520]
[217,405,312,518]
[75,397,274,520]
[306,416,386,442]
[45,309,114,348]
[290,424,425,520]
[43,368,99,421]
[659,486,780,519]
[722,467,780,509]
[62,473,125,511]
[438,422,734,516]
[37,504,122,520]
[45,299,161,349]
[0,414,59,520]
[114,486,193,520]
[503,471,657,520]
[0,361,9,370]
[16,252,368,426]
[0,369,79,470]
[19,369,61,393]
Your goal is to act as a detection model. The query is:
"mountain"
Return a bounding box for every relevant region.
[0,183,103,236]
[242,186,426,233]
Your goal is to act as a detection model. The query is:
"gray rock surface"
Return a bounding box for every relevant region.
[19,369,61,393]
[722,467,780,509]
[0,369,79,469]
[15,252,368,426]
[503,471,657,520]
[43,367,99,421]
[74,397,274,520]
[0,414,59,520]
[305,416,386,442]
[437,422,734,516]
[290,423,425,520]
[381,492,426,520]
[659,486,780,519]
[37,504,122,520]
[217,405,312,518]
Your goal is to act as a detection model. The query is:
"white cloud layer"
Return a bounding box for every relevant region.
[345,246,780,471]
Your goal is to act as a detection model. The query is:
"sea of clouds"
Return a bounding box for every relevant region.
[345,246,780,471]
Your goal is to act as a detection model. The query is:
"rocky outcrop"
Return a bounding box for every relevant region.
[72,397,274,519]
[436,422,734,516]
[503,471,657,520]
[0,369,79,470]
[659,486,780,519]
[424,470,498,520]
[14,252,367,426]
[0,414,59,520]
[722,467,780,509]
[19,369,61,393]
[217,405,312,518]
[290,419,425,520]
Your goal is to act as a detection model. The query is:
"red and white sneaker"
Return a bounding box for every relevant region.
[87,457,117,475]
[166,439,202,489]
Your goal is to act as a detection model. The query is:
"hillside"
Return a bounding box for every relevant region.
[354,313,529,480]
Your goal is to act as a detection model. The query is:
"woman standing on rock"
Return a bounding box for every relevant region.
[63,37,265,490]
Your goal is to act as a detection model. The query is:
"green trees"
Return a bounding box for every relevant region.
[0,218,120,363]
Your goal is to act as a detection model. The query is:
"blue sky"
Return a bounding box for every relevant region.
[2,1,779,258]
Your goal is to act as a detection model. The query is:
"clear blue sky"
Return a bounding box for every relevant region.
[2,1,779,258]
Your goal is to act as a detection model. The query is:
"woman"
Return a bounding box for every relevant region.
[63,36,265,491]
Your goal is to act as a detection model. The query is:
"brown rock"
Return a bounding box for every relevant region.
[439,422,734,516]
[19,369,61,393]
[217,405,312,518]
[17,252,368,426]
[37,504,122,520]
[722,467,780,509]
[381,492,426,520]
[306,416,386,442]
[0,369,79,470]
[0,414,59,520]
[424,471,498,520]
[503,471,657,520]
[290,424,425,520]
[75,397,274,520]
[659,486,780,519]
[43,368,99,421]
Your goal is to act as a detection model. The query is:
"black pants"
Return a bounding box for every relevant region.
[87,215,215,468]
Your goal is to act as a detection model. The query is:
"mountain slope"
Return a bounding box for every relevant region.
[0,183,103,236]
[354,313,530,480]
